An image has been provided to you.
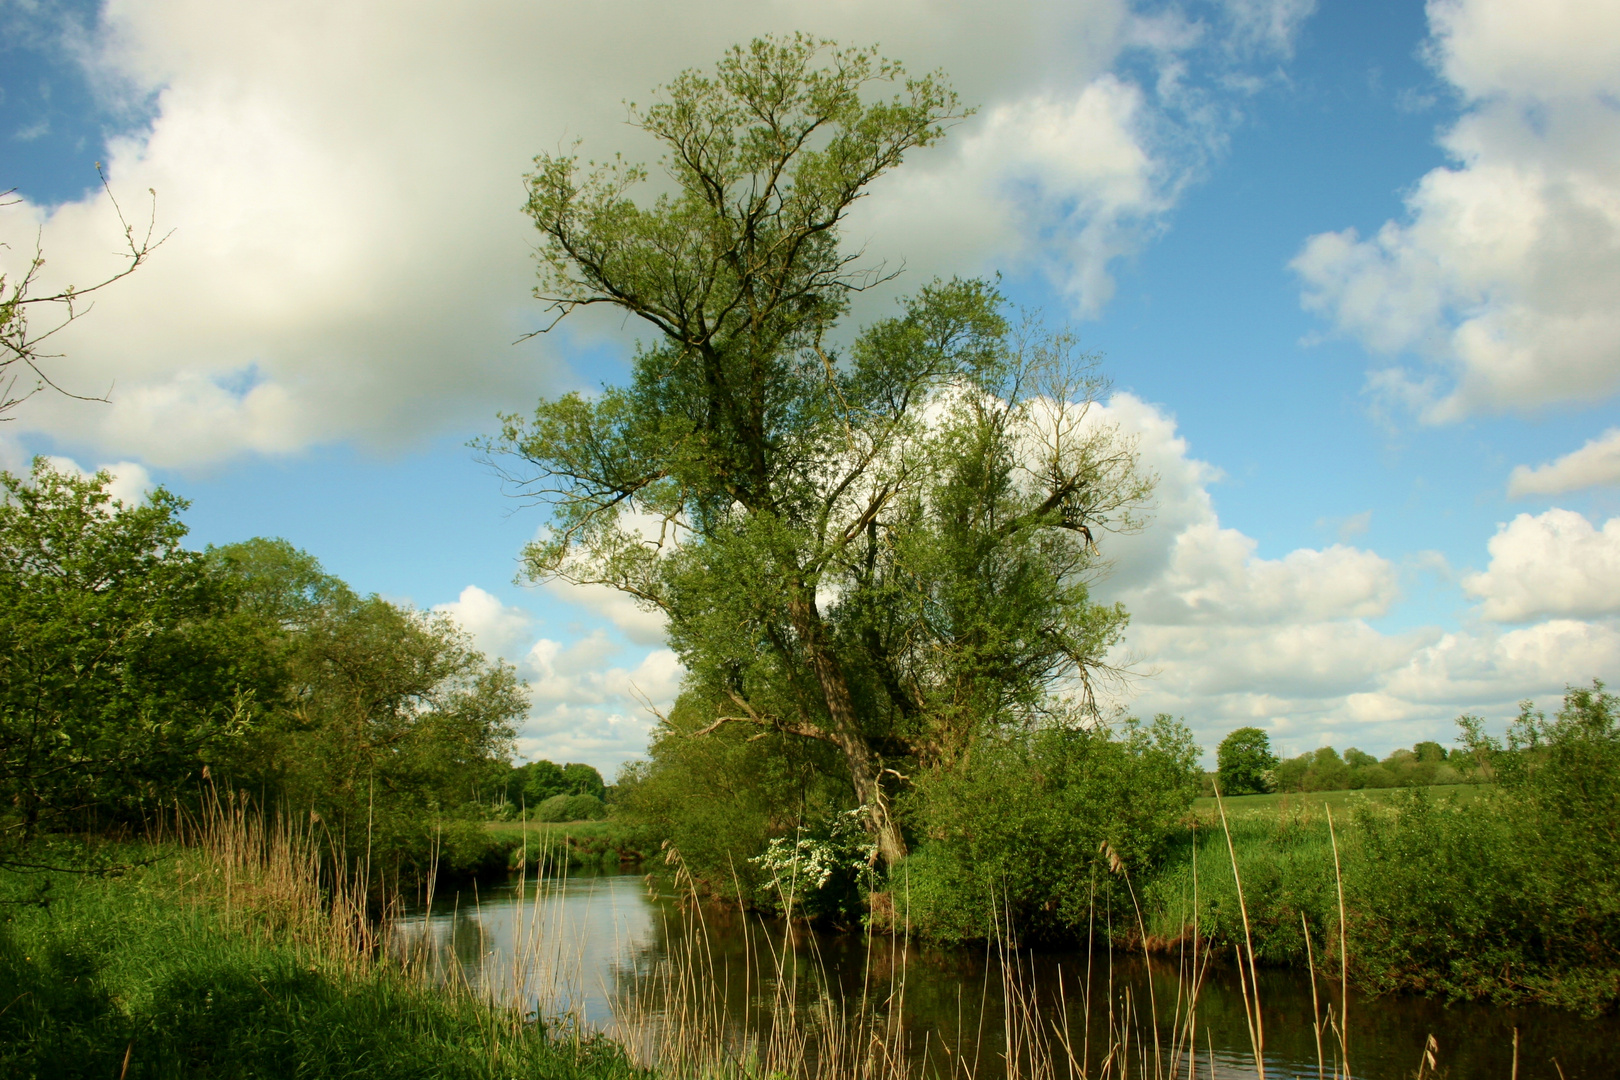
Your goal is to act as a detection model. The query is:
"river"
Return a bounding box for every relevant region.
[395,872,1618,1079]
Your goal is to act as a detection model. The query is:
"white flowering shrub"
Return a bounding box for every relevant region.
[748,808,877,921]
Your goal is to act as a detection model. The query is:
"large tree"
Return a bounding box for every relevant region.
[0,460,247,845]
[488,37,1152,867]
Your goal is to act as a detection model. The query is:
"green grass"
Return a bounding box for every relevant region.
[0,842,648,1080]
[1139,784,1497,962]
[1191,782,1492,818]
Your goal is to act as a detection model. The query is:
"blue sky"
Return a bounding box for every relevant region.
[4,0,1618,772]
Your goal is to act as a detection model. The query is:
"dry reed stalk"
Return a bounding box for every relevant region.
[1301,912,1325,1080]
[1212,779,1266,1080]
[1325,806,1348,1080]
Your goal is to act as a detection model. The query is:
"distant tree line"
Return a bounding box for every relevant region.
[496,758,608,822]
[1216,724,1499,796]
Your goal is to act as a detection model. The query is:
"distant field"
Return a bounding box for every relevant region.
[1192,782,1492,819]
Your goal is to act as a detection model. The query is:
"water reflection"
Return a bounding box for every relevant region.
[393,873,1619,1080]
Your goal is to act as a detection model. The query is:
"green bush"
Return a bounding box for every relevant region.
[1346,683,1620,1011]
[898,716,1201,943]
[614,690,851,900]
[534,793,606,822]
[1139,803,1341,966]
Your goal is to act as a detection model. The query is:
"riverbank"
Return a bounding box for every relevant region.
[0,832,646,1080]
[1137,780,1619,1014]
[484,818,644,872]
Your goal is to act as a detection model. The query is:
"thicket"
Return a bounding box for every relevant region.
[617,697,1204,938]
[0,460,525,884]
[497,759,606,815]
[534,793,608,823]
[896,716,1203,943]
[1271,740,1468,792]
[1142,684,1620,1013]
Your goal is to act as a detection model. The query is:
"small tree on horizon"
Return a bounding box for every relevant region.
[1216,726,1278,796]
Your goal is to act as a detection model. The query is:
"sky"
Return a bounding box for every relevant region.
[3,0,1618,774]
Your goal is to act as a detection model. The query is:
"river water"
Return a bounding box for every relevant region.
[395,872,1618,1079]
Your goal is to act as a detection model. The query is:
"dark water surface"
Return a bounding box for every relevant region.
[396,873,1619,1079]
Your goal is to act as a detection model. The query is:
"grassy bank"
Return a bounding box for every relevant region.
[0,827,646,1080]
[1137,778,1619,1014]
[484,818,643,872]
[1188,782,1489,817]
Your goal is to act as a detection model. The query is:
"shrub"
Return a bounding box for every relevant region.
[535,793,606,822]
[899,716,1201,943]
[614,690,851,899]
[1348,682,1620,1011]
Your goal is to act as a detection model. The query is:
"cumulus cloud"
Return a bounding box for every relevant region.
[433,585,535,664]
[519,634,683,773]
[1462,509,1620,621]
[39,454,154,505]
[543,581,669,647]
[0,0,1312,468]
[1508,429,1620,497]
[1093,398,1619,758]
[429,584,683,771]
[1292,0,1620,421]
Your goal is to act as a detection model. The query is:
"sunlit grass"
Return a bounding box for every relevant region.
[1190,783,1493,819]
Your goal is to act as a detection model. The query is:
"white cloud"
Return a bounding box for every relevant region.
[1220,0,1317,58]
[1093,399,1620,759]
[41,454,154,505]
[1508,429,1620,497]
[1462,509,1620,621]
[433,585,534,663]
[518,634,683,774]
[543,581,669,647]
[0,0,1308,468]
[1292,0,1620,421]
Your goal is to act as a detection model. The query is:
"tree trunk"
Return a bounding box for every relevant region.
[785,584,908,867]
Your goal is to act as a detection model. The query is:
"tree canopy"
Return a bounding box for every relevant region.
[487,36,1154,867]
[1,461,523,878]
[1215,726,1278,796]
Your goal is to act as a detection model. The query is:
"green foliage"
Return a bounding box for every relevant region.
[0,852,647,1080]
[1268,739,1471,794]
[502,759,606,809]
[534,793,607,823]
[488,37,1153,867]
[1347,683,1620,1010]
[210,545,524,879]
[0,460,252,846]
[898,716,1202,943]
[1141,684,1620,1012]
[1140,805,1342,966]
[1216,727,1277,796]
[614,689,852,898]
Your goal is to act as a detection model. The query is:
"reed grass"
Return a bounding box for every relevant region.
[0,795,645,1080]
[4,788,1463,1080]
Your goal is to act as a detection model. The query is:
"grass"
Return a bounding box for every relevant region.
[1190,782,1492,818]
[0,805,647,1080]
